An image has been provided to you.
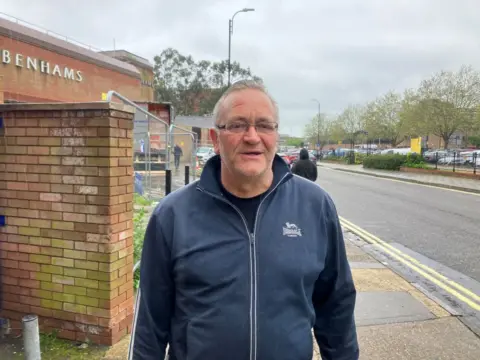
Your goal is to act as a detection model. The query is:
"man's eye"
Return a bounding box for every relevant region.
[257,123,275,130]
[228,123,245,129]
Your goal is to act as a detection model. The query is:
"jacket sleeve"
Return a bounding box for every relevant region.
[313,164,318,182]
[129,208,174,360]
[312,196,359,360]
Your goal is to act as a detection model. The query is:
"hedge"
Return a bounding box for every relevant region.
[363,153,425,171]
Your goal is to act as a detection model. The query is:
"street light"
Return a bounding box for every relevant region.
[228,8,255,86]
[311,99,321,155]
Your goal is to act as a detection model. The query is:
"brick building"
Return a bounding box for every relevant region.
[0,16,154,104]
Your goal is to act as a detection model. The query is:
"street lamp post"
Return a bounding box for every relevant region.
[312,99,321,156]
[228,8,255,86]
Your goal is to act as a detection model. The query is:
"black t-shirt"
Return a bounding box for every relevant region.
[217,170,268,233]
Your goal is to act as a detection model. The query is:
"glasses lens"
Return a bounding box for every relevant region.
[224,121,278,134]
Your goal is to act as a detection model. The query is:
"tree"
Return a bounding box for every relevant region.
[329,119,347,144]
[468,135,480,147]
[362,90,414,147]
[304,114,332,150]
[153,48,262,116]
[337,104,366,147]
[402,65,480,148]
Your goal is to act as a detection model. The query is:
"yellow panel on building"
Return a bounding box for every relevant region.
[410,137,422,154]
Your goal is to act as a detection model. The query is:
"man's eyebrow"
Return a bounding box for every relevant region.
[228,116,249,121]
[228,116,275,122]
[256,117,275,122]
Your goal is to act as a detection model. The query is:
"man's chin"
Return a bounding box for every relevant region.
[236,165,268,178]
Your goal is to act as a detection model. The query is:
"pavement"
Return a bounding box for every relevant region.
[318,161,480,193]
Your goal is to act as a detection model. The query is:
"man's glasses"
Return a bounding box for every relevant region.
[216,121,278,134]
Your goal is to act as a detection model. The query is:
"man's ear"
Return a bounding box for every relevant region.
[209,128,220,154]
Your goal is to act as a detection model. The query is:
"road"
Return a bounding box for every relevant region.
[317,167,480,281]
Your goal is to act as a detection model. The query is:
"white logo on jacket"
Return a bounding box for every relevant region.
[282,222,302,237]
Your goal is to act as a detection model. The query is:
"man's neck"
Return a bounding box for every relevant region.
[220,169,274,198]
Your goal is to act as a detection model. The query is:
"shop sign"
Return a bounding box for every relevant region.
[1,49,83,82]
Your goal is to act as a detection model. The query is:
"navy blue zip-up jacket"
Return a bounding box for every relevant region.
[130,155,358,360]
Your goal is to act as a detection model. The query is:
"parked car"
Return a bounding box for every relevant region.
[436,151,467,165]
[289,149,317,166]
[380,148,416,155]
[460,150,480,165]
[196,147,215,166]
[278,152,292,167]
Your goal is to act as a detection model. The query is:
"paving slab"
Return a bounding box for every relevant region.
[346,244,378,263]
[350,261,385,269]
[355,291,435,326]
[353,268,414,292]
[357,317,480,360]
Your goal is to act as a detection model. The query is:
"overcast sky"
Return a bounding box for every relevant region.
[2,0,480,136]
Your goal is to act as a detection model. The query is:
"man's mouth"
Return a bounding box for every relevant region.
[242,151,262,156]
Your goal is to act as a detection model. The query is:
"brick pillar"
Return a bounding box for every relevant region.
[0,102,135,345]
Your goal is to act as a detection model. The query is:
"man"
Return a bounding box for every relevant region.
[130,80,358,360]
[292,148,318,181]
[173,143,183,170]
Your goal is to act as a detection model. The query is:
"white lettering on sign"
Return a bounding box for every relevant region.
[15,53,23,67]
[27,57,37,70]
[141,79,153,87]
[64,67,75,80]
[52,64,62,77]
[40,60,50,74]
[0,48,83,82]
[2,50,11,64]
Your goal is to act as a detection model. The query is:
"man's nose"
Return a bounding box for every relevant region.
[243,124,261,143]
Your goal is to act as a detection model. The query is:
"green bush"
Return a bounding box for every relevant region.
[323,155,345,162]
[354,152,367,165]
[363,153,427,171]
[363,154,407,170]
[404,162,431,169]
[133,207,147,289]
[134,193,153,206]
[405,153,425,165]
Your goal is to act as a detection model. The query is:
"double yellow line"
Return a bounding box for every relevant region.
[340,216,480,311]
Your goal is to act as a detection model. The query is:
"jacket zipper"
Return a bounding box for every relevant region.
[198,173,289,360]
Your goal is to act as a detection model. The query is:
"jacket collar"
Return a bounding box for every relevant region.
[196,154,292,195]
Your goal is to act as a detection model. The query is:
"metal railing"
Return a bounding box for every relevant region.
[429,151,478,175]
[320,149,479,176]
[107,91,173,200]
[168,124,198,181]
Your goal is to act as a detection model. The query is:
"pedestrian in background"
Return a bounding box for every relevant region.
[292,148,318,182]
[130,80,358,360]
[173,143,183,170]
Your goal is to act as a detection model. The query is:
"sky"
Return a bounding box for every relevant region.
[2,0,480,136]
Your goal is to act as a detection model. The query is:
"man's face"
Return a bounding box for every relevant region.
[210,89,278,179]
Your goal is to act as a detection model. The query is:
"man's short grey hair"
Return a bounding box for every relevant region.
[212,79,279,126]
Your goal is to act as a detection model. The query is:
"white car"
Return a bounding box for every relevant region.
[196,147,215,165]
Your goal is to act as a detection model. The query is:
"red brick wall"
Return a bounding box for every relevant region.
[0,102,135,345]
[1,35,143,103]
